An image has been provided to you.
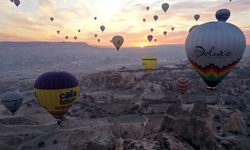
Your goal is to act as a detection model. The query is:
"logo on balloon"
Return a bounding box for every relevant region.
[59,90,77,105]
[195,46,232,58]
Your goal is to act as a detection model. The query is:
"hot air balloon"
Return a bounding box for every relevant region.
[50,17,54,22]
[100,25,105,32]
[162,3,169,12]
[94,17,97,20]
[34,72,80,120]
[176,77,191,94]
[111,72,122,84]
[150,28,154,32]
[65,36,69,40]
[163,31,167,36]
[146,6,150,11]
[94,34,98,38]
[185,20,246,90]
[74,36,77,40]
[10,0,14,3]
[143,18,146,22]
[189,25,199,33]
[97,39,100,42]
[1,91,23,115]
[142,56,157,71]
[216,9,231,22]
[112,35,124,51]
[57,30,60,34]
[147,35,153,42]
[194,14,200,21]
[14,0,20,7]
[78,29,81,33]
[171,27,175,31]
[154,39,157,42]
[153,15,158,21]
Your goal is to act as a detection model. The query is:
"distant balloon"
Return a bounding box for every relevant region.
[185,21,246,90]
[162,3,169,12]
[154,39,157,42]
[100,25,105,32]
[94,17,97,20]
[147,35,153,42]
[34,72,80,120]
[94,34,98,38]
[50,17,54,22]
[111,72,122,84]
[171,27,175,31]
[153,15,158,21]
[65,36,69,40]
[74,36,77,40]
[112,35,124,51]
[10,0,14,3]
[150,28,154,32]
[194,14,200,21]
[216,9,231,22]
[14,0,20,7]
[57,30,60,34]
[142,56,157,71]
[176,77,191,94]
[189,25,199,33]
[146,6,150,11]
[97,39,100,42]
[78,29,81,33]
[143,18,146,22]
[163,31,167,36]
[1,91,23,114]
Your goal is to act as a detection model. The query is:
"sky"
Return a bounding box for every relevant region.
[0,0,249,47]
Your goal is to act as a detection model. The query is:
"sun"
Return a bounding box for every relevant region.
[138,43,144,48]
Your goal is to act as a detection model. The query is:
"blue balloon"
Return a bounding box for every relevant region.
[216,9,231,22]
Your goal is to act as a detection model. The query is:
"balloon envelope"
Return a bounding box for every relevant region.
[153,15,158,21]
[57,30,60,34]
[185,21,246,89]
[176,78,191,94]
[14,0,20,7]
[147,35,153,42]
[112,35,124,51]
[150,28,154,32]
[50,17,54,22]
[194,14,200,21]
[1,91,23,114]
[34,72,80,119]
[171,27,175,31]
[216,9,231,22]
[100,25,105,32]
[111,72,122,84]
[146,6,150,11]
[163,31,167,36]
[162,3,169,12]
[142,56,157,71]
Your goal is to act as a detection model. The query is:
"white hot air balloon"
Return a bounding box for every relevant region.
[1,91,23,115]
[185,20,246,90]
[216,9,231,22]
[194,14,200,21]
[189,25,199,33]
[162,3,169,12]
[112,35,124,51]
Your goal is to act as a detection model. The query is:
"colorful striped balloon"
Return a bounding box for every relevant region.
[34,72,80,119]
[111,72,122,84]
[176,77,191,94]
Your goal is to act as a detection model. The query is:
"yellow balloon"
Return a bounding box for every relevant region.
[142,56,157,71]
[35,87,80,119]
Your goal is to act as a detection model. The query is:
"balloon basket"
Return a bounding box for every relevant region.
[206,86,217,90]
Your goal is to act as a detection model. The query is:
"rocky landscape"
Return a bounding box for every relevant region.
[0,57,250,150]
